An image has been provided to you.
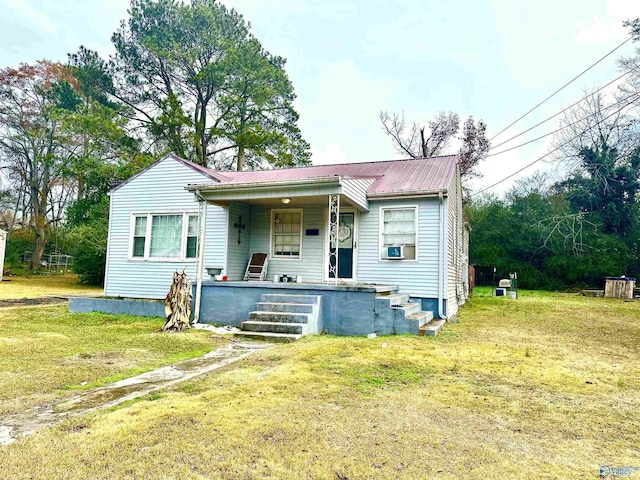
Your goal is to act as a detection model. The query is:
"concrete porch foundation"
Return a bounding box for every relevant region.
[196,281,427,336]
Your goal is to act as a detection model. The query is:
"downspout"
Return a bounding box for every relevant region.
[193,190,207,324]
[438,192,447,320]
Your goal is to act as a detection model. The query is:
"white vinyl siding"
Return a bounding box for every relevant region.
[249,205,325,282]
[225,201,251,281]
[340,178,374,211]
[358,198,440,298]
[105,156,226,299]
[446,168,466,316]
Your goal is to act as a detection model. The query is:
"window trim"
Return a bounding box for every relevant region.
[129,212,199,262]
[270,208,303,261]
[378,205,419,262]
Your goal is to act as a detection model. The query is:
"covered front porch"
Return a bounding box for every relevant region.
[188,175,375,288]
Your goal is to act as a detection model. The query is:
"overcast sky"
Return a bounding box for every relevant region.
[2,0,640,195]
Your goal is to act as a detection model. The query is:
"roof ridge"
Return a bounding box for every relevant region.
[216,154,459,174]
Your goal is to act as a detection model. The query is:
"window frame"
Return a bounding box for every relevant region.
[270,208,303,260]
[129,212,199,262]
[378,205,419,261]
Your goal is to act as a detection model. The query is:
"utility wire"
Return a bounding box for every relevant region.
[489,36,633,142]
[485,90,640,158]
[490,68,634,151]
[472,92,640,196]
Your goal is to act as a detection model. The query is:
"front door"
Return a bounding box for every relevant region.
[328,211,356,280]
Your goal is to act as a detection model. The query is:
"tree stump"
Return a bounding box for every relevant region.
[162,271,192,332]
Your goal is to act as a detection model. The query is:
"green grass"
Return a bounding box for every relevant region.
[0,273,102,299]
[1,291,639,479]
[0,305,228,415]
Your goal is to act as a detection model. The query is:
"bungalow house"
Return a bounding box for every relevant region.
[99,153,469,338]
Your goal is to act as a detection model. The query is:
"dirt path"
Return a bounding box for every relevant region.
[0,296,68,309]
[0,341,271,445]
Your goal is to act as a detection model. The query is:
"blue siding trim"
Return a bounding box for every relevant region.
[413,297,446,318]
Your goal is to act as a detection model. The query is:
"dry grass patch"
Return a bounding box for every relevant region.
[0,274,102,299]
[1,291,639,479]
[0,305,228,415]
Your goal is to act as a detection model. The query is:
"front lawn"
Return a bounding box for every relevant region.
[1,291,639,479]
[0,274,103,299]
[0,306,228,416]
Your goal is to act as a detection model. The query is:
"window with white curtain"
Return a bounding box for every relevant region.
[380,207,417,260]
[131,213,198,260]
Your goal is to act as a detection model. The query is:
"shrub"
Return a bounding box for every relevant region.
[67,221,107,285]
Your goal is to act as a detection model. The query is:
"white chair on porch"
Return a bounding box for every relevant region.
[243,253,269,281]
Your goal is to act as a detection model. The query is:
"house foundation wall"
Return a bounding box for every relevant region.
[197,282,398,335]
[69,297,165,317]
[68,283,444,336]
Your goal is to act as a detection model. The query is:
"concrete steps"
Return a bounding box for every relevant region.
[255,302,314,314]
[420,319,446,337]
[375,293,439,335]
[237,294,322,341]
[407,310,433,324]
[248,311,310,324]
[240,321,305,334]
[394,302,422,316]
[234,331,302,343]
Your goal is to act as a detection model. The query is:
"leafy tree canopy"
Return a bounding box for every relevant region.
[110,0,310,169]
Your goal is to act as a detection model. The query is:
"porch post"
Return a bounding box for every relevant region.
[328,194,340,285]
[194,194,207,324]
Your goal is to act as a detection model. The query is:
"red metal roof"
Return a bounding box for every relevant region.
[199,155,458,196]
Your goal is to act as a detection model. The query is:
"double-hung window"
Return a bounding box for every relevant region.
[271,209,302,258]
[131,213,198,260]
[380,206,417,260]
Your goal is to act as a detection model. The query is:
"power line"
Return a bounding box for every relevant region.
[472,92,640,196]
[490,68,634,151]
[489,36,633,142]
[485,90,640,158]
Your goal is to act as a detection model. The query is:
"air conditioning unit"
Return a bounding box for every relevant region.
[384,245,405,259]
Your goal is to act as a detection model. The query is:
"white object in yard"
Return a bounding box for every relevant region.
[367,333,377,339]
[508,291,517,299]
[0,230,6,282]
[498,279,511,288]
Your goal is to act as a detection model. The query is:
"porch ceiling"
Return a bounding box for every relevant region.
[188,176,369,211]
[222,194,364,209]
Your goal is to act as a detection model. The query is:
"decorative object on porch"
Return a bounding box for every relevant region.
[162,270,192,332]
[206,266,223,279]
[337,224,351,242]
[233,216,246,244]
[243,252,269,281]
